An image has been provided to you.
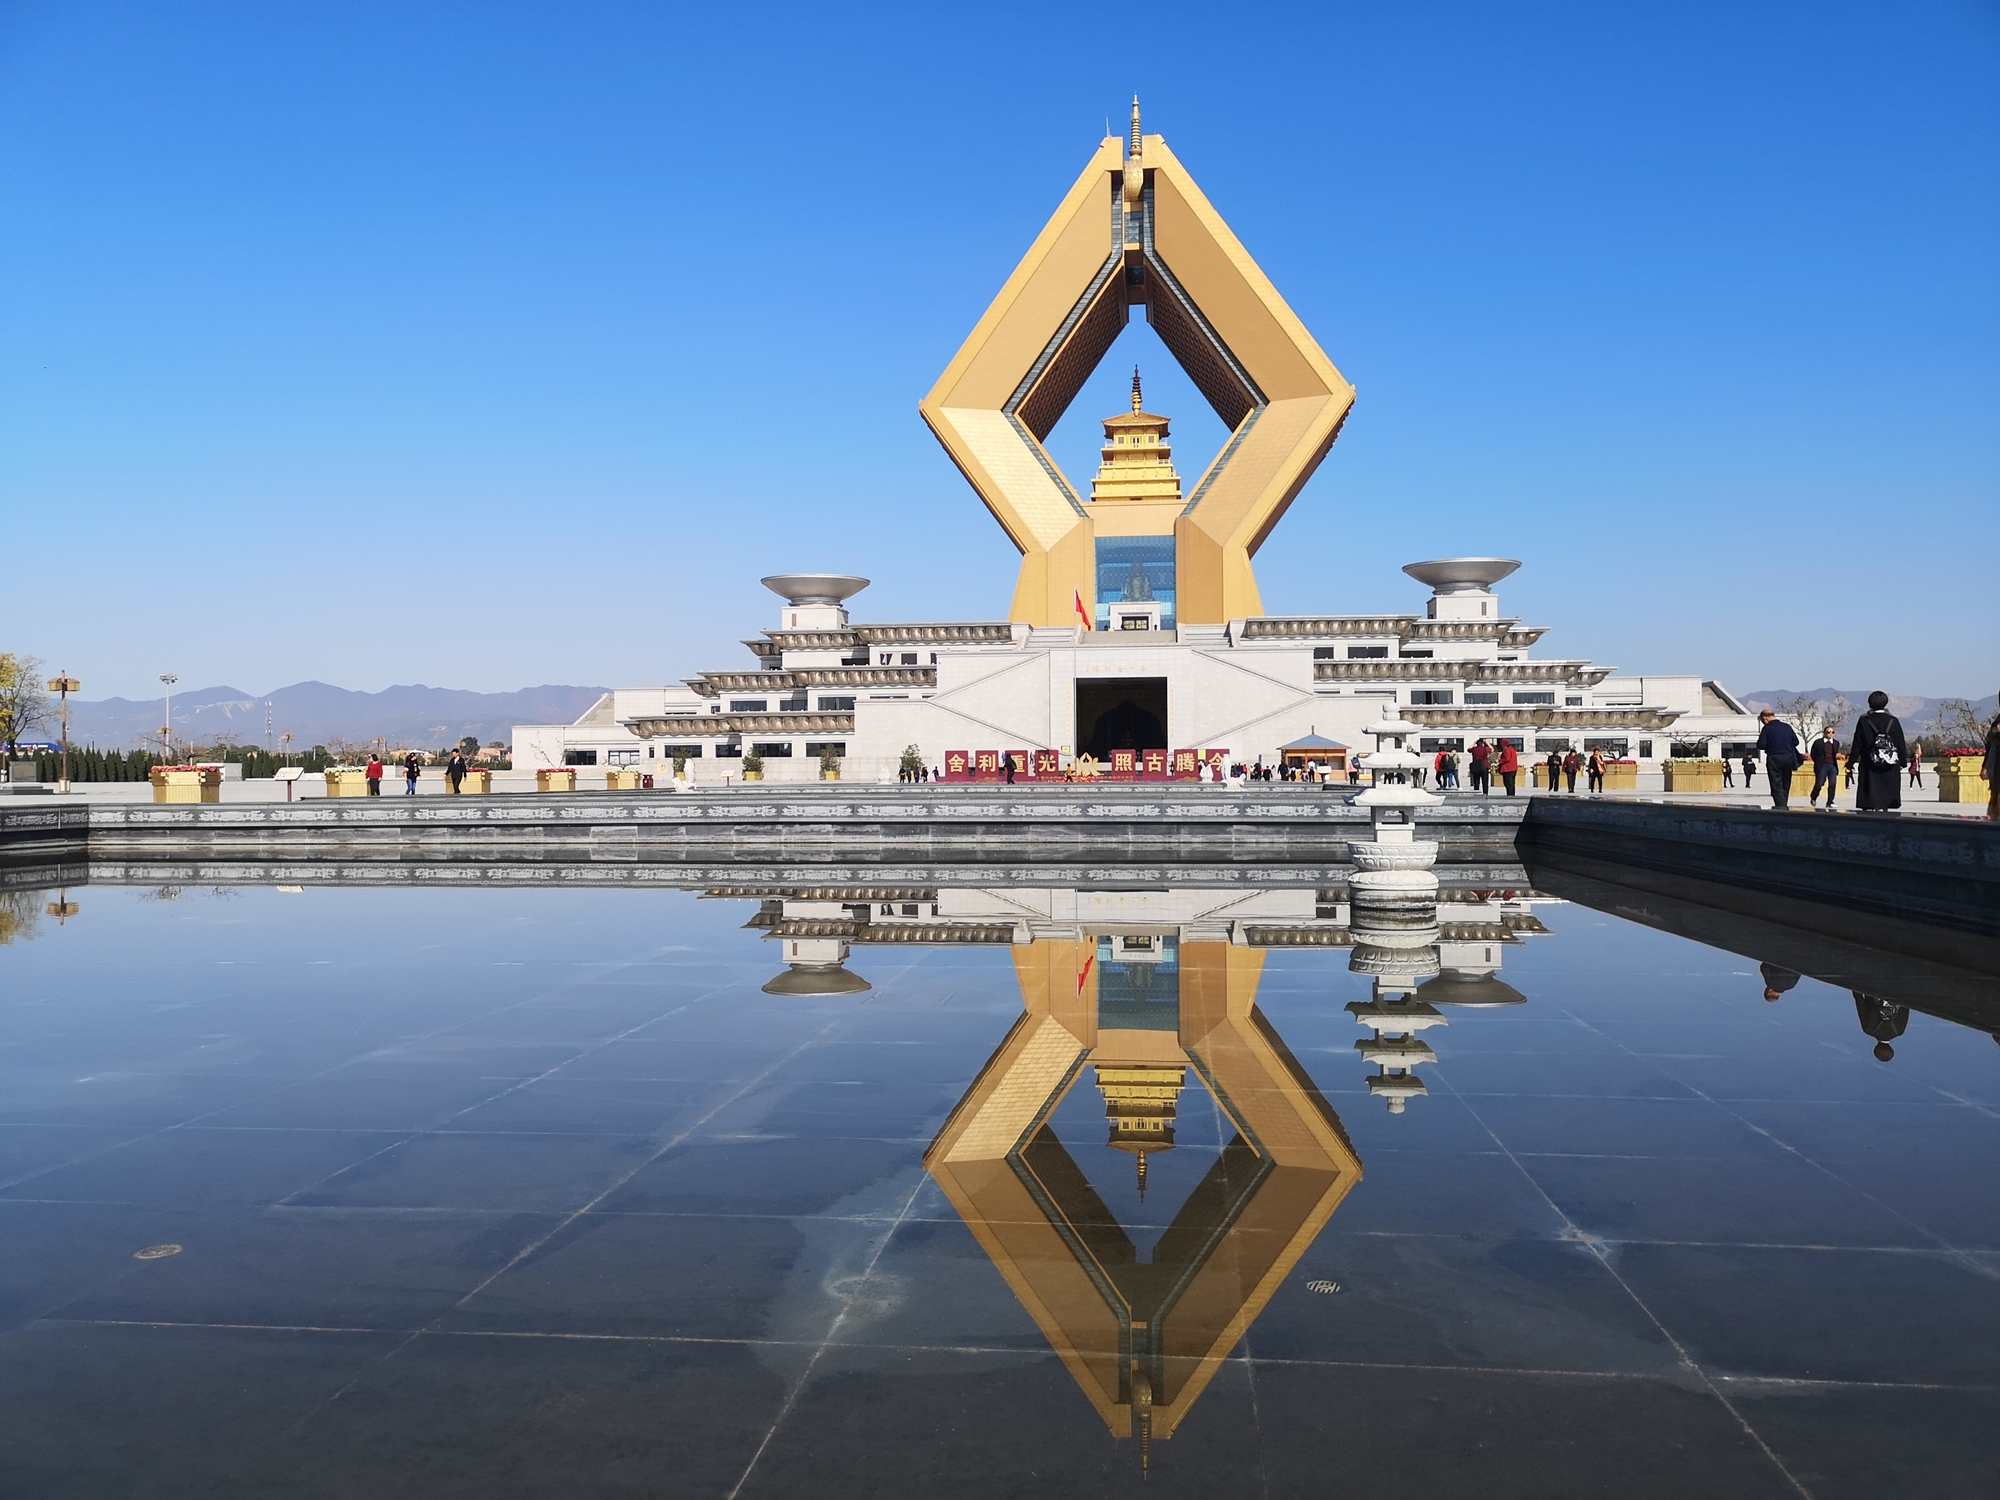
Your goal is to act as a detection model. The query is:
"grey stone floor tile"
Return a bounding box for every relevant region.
[1726,1382,2000,1500]
[1612,1243,2000,1385]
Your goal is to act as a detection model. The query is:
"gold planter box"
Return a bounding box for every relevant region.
[820,768,840,781]
[742,770,763,783]
[457,768,492,794]
[1789,758,1846,799]
[537,769,577,793]
[605,768,641,791]
[1662,761,1725,794]
[1938,765,1988,803]
[324,769,371,798]
[150,768,221,805]
[1599,764,1637,790]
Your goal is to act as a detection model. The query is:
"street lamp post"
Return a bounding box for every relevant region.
[45,674,80,793]
[158,673,178,763]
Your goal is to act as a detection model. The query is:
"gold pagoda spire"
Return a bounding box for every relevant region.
[1089,369,1182,504]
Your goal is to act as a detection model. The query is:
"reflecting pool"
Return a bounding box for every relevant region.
[0,869,1995,1498]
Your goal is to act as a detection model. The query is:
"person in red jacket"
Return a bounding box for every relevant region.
[364,754,384,796]
[1497,740,1520,797]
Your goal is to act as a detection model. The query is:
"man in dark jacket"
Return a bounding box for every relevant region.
[1847,690,1908,812]
[1754,710,1804,810]
[1808,727,1842,810]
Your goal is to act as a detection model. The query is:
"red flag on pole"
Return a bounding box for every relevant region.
[1074,588,1092,630]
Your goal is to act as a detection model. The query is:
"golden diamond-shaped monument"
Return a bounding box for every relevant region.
[921,101,1355,628]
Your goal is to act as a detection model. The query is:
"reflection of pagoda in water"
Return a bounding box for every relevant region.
[926,926,1359,1458]
[721,876,1553,1457]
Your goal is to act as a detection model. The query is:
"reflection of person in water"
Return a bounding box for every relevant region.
[1853,992,1909,1062]
[1759,962,1800,1003]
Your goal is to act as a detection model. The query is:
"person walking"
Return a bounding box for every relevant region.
[445,750,467,795]
[1753,710,1804,810]
[1469,739,1491,795]
[1587,749,1605,793]
[1004,754,1016,785]
[1982,708,2000,821]
[1562,749,1582,793]
[1741,750,1757,791]
[1543,749,1563,794]
[365,754,384,796]
[1720,755,1734,789]
[1497,740,1520,797]
[403,752,420,795]
[1847,690,1908,812]
[1807,726,1842,810]
[1907,740,1924,789]
[1444,749,1459,789]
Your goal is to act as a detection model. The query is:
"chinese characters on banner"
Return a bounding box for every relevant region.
[938,749,1229,782]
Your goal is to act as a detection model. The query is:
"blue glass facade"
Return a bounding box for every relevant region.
[1093,537,1176,631]
[1094,935,1180,1030]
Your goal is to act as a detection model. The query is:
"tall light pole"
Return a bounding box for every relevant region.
[46,674,80,792]
[158,673,177,763]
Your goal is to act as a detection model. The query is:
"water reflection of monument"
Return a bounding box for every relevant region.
[726,878,1554,1456]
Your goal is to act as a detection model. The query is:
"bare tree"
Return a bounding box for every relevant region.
[1772,693,1824,739]
[1928,698,1985,748]
[0,653,52,760]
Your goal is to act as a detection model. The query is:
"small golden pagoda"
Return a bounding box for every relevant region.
[1089,369,1183,505]
[1095,1061,1187,1198]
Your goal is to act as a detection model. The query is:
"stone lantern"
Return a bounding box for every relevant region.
[1350,707,1443,903]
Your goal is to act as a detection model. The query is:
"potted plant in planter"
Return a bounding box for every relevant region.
[741,750,764,783]
[1937,748,1985,802]
[819,745,841,782]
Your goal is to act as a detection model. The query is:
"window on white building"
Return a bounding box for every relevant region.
[730,700,768,712]
[563,750,599,766]
[1512,692,1555,705]
[817,696,855,711]
[1411,690,1453,705]
[900,652,918,665]
[1465,692,1499,705]
[1347,646,1388,659]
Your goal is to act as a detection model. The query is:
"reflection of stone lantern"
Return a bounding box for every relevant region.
[1347,890,1441,1113]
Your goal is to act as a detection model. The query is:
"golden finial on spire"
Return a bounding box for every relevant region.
[1123,97,1144,210]
[1131,366,1143,413]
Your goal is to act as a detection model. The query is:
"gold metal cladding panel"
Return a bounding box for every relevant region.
[1148,145,1344,402]
[933,407,1084,555]
[942,1017,1084,1164]
[1185,393,1343,554]
[925,139,1125,413]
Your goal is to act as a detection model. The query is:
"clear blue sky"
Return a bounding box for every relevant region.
[3,1,1995,701]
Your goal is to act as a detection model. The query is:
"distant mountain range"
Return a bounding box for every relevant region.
[1740,688,1996,729]
[60,682,611,752]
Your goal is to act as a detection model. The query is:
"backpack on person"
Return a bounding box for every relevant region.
[1866,717,1901,770]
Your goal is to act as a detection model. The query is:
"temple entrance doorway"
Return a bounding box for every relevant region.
[1076,678,1168,762]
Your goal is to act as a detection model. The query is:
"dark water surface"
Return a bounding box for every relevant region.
[0,873,1995,1498]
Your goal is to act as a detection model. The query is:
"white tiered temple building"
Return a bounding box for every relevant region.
[512,558,1759,784]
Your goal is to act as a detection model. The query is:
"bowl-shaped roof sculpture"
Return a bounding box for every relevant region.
[760,574,871,607]
[1414,972,1527,1008]
[761,964,873,997]
[1402,559,1521,594]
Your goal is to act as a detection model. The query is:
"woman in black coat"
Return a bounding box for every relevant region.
[1846,690,1908,811]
